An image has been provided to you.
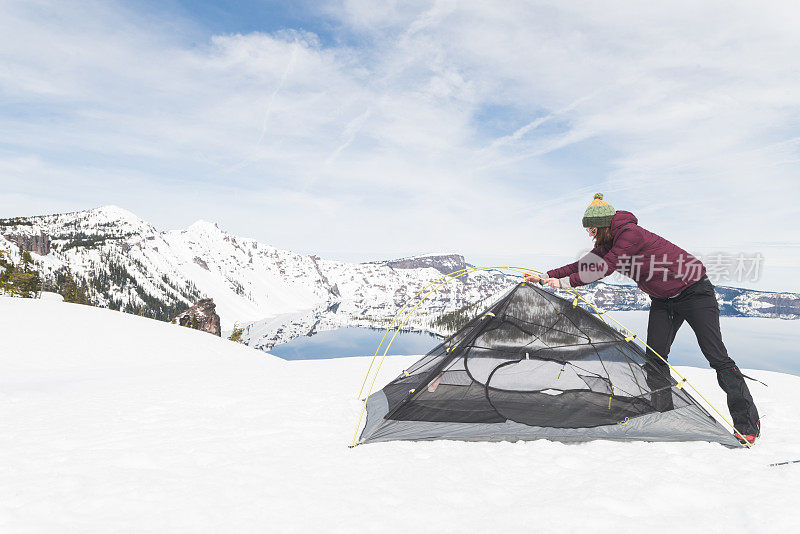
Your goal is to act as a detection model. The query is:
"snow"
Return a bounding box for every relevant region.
[8,205,794,356]
[1,296,799,532]
[385,252,460,261]
[2,206,520,338]
[184,219,222,235]
[92,205,148,225]
[76,205,157,236]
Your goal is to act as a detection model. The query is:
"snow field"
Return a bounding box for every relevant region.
[1,297,798,533]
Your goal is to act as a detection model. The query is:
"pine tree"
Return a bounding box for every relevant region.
[9,271,40,298]
[0,250,42,298]
[191,315,199,330]
[60,270,90,304]
[229,323,244,343]
[60,271,77,302]
[0,250,13,294]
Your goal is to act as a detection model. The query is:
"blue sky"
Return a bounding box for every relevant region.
[1,1,799,290]
[128,0,339,44]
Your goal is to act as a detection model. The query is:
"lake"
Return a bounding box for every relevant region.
[268,327,442,360]
[269,312,799,377]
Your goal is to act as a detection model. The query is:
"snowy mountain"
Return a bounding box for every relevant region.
[1,205,798,352]
[1,296,799,532]
[0,206,515,347]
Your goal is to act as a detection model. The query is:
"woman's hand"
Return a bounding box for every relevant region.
[524,273,561,289]
[545,278,562,289]
[523,273,542,284]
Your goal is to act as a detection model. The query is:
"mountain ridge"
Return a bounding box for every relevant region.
[2,206,798,352]
[0,206,515,348]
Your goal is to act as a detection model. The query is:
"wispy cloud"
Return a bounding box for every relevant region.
[1,0,799,281]
[228,39,301,174]
[324,108,371,166]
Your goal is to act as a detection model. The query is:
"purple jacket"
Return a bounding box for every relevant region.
[547,210,706,299]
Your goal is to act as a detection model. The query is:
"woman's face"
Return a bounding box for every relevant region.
[585,227,597,238]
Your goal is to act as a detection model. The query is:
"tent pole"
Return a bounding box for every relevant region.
[350,266,519,447]
[351,265,749,450]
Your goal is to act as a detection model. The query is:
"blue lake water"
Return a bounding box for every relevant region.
[269,312,799,377]
[611,311,798,376]
[269,327,442,360]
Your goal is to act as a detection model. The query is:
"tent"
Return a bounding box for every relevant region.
[357,281,741,447]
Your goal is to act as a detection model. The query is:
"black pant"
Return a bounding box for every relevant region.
[645,276,760,435]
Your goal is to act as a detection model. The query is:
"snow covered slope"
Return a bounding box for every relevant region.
[1,297,799,532]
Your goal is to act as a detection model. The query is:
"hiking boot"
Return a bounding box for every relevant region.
[734,432,758,446]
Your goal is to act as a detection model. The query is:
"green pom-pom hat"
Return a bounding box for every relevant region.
[582,193,616,228]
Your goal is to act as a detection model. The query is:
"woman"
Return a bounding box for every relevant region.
[525,193,760,445]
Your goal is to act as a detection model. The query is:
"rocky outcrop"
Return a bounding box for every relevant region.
[384,254,469,276]
[2,231,50,256]
[176,298,221,336]
[310,255,340,297]
[193,256,210,271]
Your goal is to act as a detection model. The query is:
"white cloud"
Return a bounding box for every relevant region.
[1,0,799,286]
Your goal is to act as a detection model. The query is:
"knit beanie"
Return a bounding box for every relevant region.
[582,193,616,228]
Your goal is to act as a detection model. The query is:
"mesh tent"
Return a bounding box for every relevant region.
[358,282,740,448]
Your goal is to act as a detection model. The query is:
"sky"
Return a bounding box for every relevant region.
[1,0,799,290]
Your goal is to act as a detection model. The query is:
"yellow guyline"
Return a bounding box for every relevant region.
[554,281,752,449]
[350,266,750,449]
[355,266,478,399]
[502,267,751,449]
[350,265,517,448]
